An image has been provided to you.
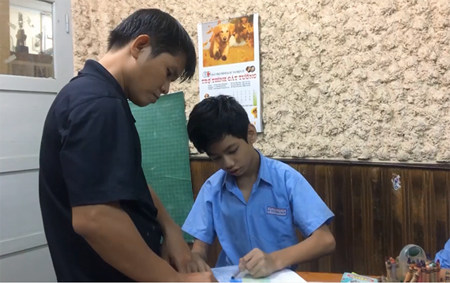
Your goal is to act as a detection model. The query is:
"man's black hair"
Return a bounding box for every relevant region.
[187,95,250,154]
[107,8,196,82]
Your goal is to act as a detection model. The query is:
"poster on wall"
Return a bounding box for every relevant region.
[197,14,262,132]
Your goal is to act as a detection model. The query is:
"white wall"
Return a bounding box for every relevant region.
[0,92,57,282]
[0,0,73,281]
[0,245,55,281]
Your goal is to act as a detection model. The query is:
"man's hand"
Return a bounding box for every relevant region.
[161,225,192,273]
[181,271,218,282]
[238,248,278,278]
[188,252,211,273]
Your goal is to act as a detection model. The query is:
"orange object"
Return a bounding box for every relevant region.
[404,265,414,282]
[410,271,420,282]
[250,107,257,118]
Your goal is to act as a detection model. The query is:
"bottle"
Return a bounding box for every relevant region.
[398,244,427,281]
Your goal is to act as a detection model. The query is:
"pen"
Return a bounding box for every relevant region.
[231,269,246,280]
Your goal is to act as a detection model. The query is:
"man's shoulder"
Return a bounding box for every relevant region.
[58,74,117,106]
[51,76,123,121]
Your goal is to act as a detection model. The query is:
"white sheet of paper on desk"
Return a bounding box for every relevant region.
[211,265,307,283]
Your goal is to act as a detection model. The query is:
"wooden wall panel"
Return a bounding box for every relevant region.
[188,159,450,276]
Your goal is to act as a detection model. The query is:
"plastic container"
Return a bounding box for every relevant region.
[397,244,427,281]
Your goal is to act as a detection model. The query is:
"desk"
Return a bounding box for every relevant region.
[297,272,378,282]
[297,272,344,282]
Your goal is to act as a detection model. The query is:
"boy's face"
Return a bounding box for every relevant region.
[125,35,186,107]
[207,124,257,177]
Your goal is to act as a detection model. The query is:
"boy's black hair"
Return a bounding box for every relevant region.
[187,95,250,154]
[107,8,196,82]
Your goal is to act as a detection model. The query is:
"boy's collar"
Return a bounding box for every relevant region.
[256,149,273,186]
[222,149,273,188]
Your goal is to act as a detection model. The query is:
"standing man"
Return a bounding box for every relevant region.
[39,9,214,282]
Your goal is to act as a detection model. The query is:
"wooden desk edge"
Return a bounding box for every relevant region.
[297,272,378,282]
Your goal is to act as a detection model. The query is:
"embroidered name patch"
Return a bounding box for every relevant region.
[267,207,287,216]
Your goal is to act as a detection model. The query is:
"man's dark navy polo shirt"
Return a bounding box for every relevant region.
[39,59,162,281]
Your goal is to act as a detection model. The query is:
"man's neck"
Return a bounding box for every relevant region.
[98,52,127,98]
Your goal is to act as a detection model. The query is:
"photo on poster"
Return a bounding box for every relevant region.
[200,15,255,67]
[197,14,263,133]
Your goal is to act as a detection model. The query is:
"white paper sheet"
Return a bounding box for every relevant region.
[211,265,307,283]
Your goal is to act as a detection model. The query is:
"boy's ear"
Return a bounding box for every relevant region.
[247,124,257,144]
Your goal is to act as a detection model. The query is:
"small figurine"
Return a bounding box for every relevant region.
[15,12,29,53]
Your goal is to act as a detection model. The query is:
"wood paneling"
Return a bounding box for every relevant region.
[189,158,450,276]
[0,0,10,75]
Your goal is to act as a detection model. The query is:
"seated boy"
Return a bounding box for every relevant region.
[182,95,336,278]
[435,238,450,280]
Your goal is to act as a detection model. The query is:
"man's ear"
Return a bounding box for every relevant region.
[247,124,257,144]
[130,35,151,60]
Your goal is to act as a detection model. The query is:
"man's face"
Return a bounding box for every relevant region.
[125,37,187,107]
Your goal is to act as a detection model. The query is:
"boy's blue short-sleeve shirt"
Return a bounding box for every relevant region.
[182,150,335,268]
[435,238,450,269]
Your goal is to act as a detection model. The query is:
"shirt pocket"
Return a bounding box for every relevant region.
[258,205,294,244]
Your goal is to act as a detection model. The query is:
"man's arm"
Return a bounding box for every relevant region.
[61,99,215,282]
[63,99,181,281]
[271,224,335,269]
[181,182,216,272]
[148,185,193,273]
[191,239,211,261]
[72,202,181,282]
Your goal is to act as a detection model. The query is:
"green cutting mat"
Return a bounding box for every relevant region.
[129,91,194,242]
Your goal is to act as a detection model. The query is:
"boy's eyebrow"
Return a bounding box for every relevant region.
[224,144,238,151]
[206,144,238,157]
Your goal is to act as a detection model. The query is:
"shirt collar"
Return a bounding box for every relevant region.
[222,149,273,189]
[256,149,273,186]
[78,59,128,101]
[77,59,136,123]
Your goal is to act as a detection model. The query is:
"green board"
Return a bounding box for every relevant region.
[129,91,194,242]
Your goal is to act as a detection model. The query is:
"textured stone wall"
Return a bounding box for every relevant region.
[71,0,450,163]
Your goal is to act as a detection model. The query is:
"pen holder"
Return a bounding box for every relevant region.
[397,244,427,281]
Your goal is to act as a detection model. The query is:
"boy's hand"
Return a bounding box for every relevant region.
[439,268,449,282]
[239,248,278,278]
[161,225,192,273]
[187,252,211,273]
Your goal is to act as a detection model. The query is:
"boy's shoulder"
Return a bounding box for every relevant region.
[200,153,306,194]
[261,154,303,182]
[263,155,297,172]
[203,169,227,189]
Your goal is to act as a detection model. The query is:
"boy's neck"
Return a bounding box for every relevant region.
[236,148,260,183]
